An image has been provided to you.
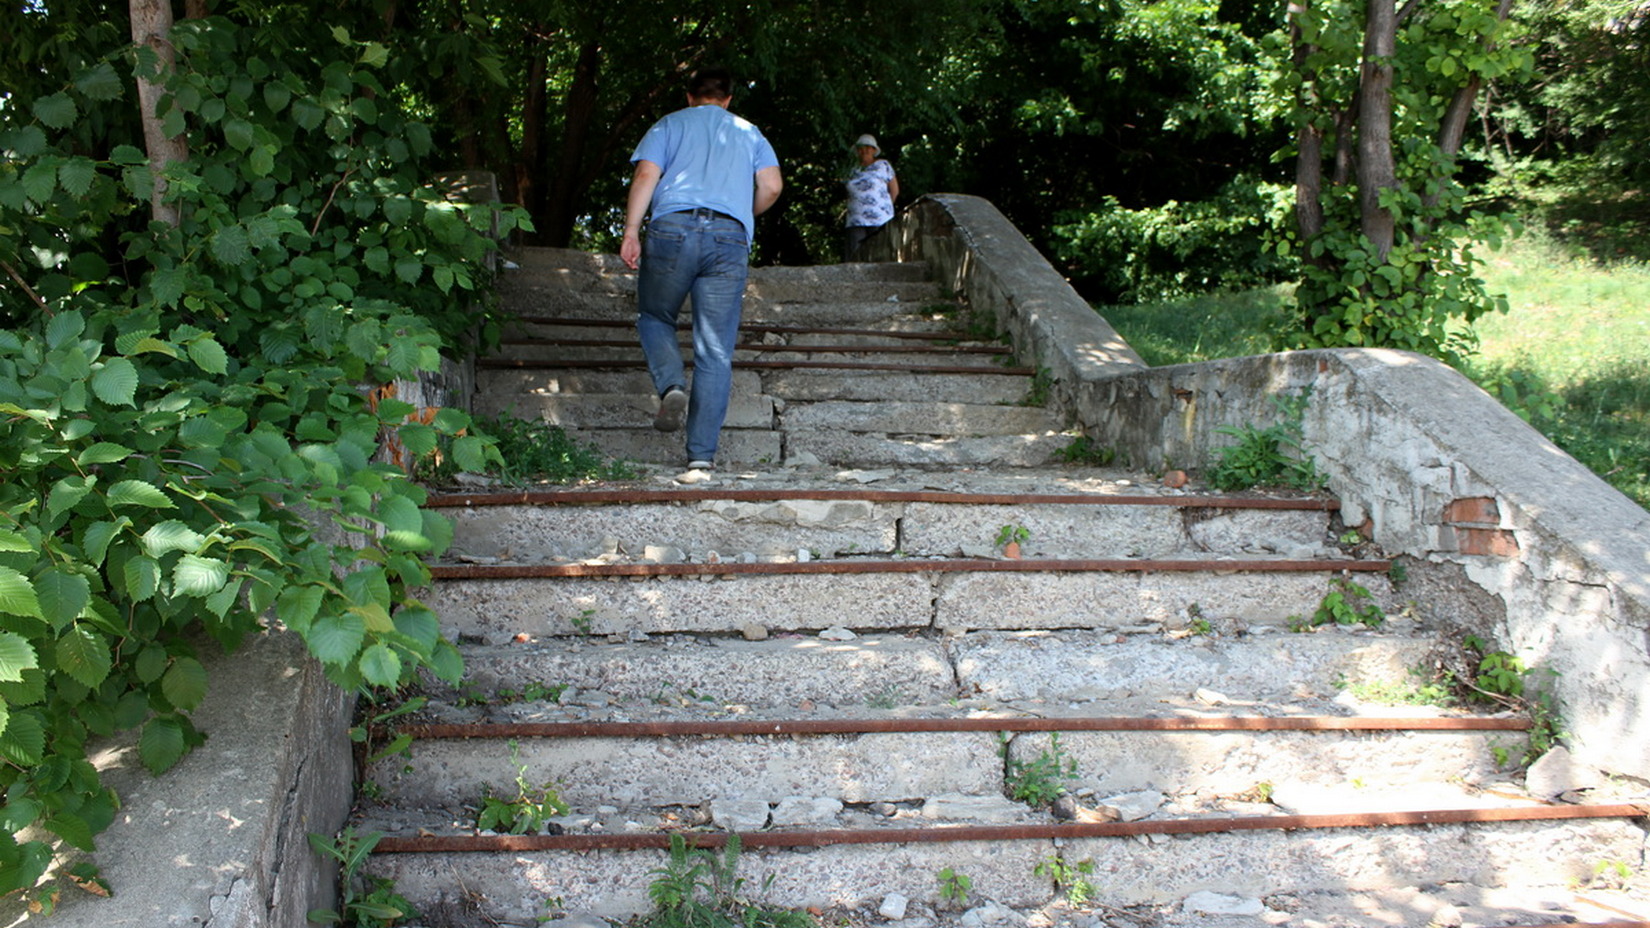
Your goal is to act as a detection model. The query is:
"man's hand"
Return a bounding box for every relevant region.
[622,160,663,270]
[621,231,642,270]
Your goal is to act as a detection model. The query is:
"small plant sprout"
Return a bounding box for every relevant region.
[308,828,416,928]
[1310,577,1384,627]
[995,523,1030,558]
[1035,855,1097,905]
[476,739,568,835]
[936,867,973,908]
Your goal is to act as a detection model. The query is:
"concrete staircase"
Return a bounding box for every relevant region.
[357,248,1647,928]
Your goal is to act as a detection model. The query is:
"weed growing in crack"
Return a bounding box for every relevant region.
[1002,732,1079,807]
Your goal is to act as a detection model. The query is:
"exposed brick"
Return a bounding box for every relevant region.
[1444,496,1500,526]
[1457,527,1520,557]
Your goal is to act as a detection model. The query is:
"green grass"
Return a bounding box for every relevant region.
[1096,286,1290,367]
[1095,226,1650,508]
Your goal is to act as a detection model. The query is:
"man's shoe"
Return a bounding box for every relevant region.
[654,387,687,432]
[686,460,714,470]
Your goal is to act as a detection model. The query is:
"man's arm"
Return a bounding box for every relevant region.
[753,165,783,217]
[620,160,663,270]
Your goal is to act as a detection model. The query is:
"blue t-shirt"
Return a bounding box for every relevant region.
[631,104,779,240]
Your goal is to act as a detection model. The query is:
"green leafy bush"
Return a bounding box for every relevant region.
[0,16,526,901]
[1052,177,1297,303]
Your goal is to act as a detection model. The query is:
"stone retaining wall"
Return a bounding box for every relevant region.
[869,194,1650,784]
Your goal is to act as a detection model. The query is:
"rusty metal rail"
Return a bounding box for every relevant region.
[400,715,1532,740]
[372,803,1648,854]
[426,486,1340,510]
[428,556,1390,581]
[509,317,985,344]
[503,337,1012,356]
[477,357,1036,375]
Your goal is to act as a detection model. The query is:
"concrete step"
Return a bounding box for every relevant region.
[500,290,962,328]
[489,340,1009,371]
[501,248,932,291]
[429,624,1432,712]
[431,486,1337,565]
[357,803,1644,923]
[419,561,1391,641]
[472,391,776,430]
[475,367,1035,405]
[363,714,1520,815]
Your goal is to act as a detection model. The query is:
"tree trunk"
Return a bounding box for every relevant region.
[1356,0,1398,260]
[1289,0,1326,252]
[542,40,602,248]
[130,0,188,227]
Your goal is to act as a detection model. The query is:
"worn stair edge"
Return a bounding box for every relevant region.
[428,555,1391,579]
[361,819,1648,923]
[476,356,1036,375]
[425,486,1340,510]
[395,715,1531,738]
[373,804,1647,853]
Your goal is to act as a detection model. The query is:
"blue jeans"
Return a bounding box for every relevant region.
[636,209,750,461]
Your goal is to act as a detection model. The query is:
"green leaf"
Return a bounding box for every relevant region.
[0,632,40,682]
[306,613,365,666]
[0,531,31,554]
[0,711,45,766]
[74,61,124,100]
[223,117,255,151]
[22,161,57,203]
[358,643,401,687]
[263,82,291,113]
[34,569,90,631]
[108,480,174,509]
[91,357,139,407]
[211,225,251,266]
[452,434,486,472]
[247,146,275,177]
[160,657,207,711]
[80,519,128,567]
[393,257,421,284]
[32,93,78,129]
[58,158,98,197]
[77,442,133,466]
[277,585,324,634]
[290,98,324,131]
[141,521,206,557]
[172,555,229,597]
[56,626,112,689]
[149,265,186,306]
[134,646,168,684]
[187,337,229,374]
[110,144,147,166]
[123,555,161,601]
[139,717,186,774]
[43,812,96,852]
[0,568,43,620]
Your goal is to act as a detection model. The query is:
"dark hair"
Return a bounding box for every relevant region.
[687,68,734,101]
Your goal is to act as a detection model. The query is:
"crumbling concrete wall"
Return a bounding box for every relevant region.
[874,194,1650,784]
